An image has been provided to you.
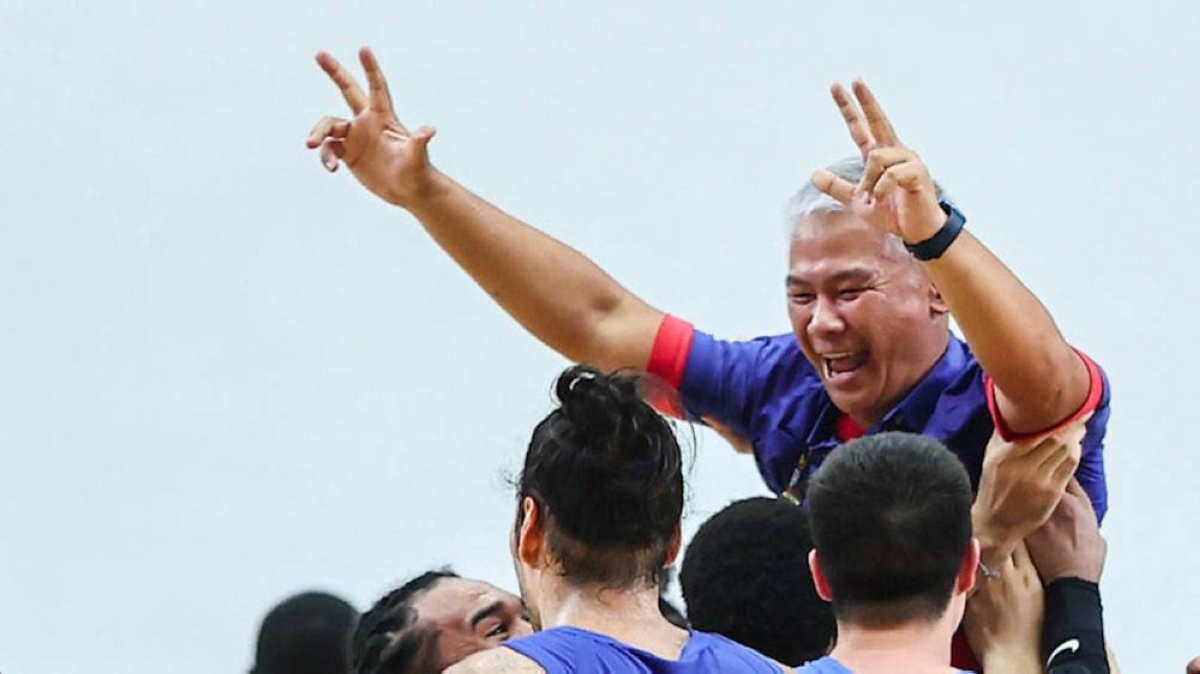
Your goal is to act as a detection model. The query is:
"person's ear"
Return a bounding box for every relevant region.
[929,282,949,315]
[809,549,834,602]
[957,537,981,595]
[517,497,547,568]
[663,523,683,567]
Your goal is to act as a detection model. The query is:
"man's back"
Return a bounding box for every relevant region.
[503,627,782,674]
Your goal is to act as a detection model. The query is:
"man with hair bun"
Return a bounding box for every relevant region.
[447,365,785,673]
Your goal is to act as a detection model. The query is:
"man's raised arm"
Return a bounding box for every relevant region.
[306,48,663,372]
[813,80,1093,435]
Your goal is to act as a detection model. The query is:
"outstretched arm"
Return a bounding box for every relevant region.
[306,48,663,372]
[813,81,1092,435]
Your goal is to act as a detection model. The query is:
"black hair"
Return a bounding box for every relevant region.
[806,432,973,627]
[516,364,684,588]
[349,569,459,674]
[680,497,834,666]
[251,591,357,674]
[657,567,690,629]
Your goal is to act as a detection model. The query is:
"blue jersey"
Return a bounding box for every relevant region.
[798,656,975,673]
[503,627,779,674]
[647,316,1111,520]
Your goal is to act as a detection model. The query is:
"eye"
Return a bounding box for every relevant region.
[838,288,866,300]
[789,292,815,305]
[486,622,510,639]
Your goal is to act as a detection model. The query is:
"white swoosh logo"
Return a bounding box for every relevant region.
[1047,638,1081,666]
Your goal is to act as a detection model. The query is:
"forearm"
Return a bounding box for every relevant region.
[923,230,1089,432]
[979,649,1044,674]
[1043,578,1109,673]
[405,170,663,371]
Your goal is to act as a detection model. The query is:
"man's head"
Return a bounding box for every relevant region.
[251,591,357,674]
[513,365,685,626]
[806,432,978,630]
[680,497,834,666]
[786,157,950,426]
[351,570,532,674]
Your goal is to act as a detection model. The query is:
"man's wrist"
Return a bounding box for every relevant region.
[904,200,965,260]
[400,167,453,213]
[973,520,1019,569]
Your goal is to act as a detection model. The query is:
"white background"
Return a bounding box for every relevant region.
[1,1,1197,672]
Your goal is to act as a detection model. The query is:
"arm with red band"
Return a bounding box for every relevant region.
[985,349,1105,442]
[920,227,1093,436]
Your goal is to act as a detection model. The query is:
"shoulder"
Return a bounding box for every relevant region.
[691,631,791,673]
[444,646,546,674]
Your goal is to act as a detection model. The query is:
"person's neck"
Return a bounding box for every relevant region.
[534,577,686,656]
[829,614,958,674]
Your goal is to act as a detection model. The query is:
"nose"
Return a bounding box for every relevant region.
[808,296,845,338]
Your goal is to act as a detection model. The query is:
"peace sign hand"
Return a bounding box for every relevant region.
[306,48,437,207]
[811,80,947,245]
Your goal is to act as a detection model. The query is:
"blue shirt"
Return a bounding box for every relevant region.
[503,627,780,674]
[799,656,975,674]
[647,317,1111,520]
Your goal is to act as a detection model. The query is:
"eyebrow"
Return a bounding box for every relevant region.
[469,601,505,629]
[787,267,877,287]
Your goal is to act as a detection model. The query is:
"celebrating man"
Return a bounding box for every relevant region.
[304,48,1110,518]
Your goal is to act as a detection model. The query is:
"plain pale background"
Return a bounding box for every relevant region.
[1,1,1197,671]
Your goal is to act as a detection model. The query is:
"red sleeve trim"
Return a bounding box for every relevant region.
[646,314,695,390]
[985,348,1104,442]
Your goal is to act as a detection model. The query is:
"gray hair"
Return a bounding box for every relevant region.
[784,156,948,234]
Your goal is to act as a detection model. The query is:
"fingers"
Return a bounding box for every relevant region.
[319,139,346,171]
[316,51,369,115]
[811,169,858,205]
[871,162,926,202]
[1050,449,1080,489]
[411,124,437,148]
[306,116,351,149]
[1065,478,1088,500]
[360,46,399,119]
[852,79,900,147]
[831,83,875,156]
[860,147,911,197]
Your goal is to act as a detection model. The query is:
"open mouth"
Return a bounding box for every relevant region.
[822,351,869,383]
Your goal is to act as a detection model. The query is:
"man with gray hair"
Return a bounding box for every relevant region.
[305,44,1109,564]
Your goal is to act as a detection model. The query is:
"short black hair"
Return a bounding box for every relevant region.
[807,432,973,627]
[681,497,834,665]
[517,365,684,588]
[251,591,357,674]
[350,569,459,674]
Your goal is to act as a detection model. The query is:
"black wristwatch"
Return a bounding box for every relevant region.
[904,200,966,261]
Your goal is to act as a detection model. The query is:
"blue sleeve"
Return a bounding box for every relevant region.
[677,330,816,441]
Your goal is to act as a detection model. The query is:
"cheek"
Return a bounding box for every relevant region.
[787,303,812,329]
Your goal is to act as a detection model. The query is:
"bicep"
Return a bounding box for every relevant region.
[590,297,665,373]
[990,349,1103,439]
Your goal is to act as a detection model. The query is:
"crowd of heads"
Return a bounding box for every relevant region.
[252,362,1120,673]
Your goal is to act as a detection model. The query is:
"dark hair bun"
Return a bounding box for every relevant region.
[521,364,684,553]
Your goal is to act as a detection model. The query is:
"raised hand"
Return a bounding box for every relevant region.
[810,80,947,244]
[306,48,437,207]
[972,419,1088,570]
[1025,479,1107,584]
